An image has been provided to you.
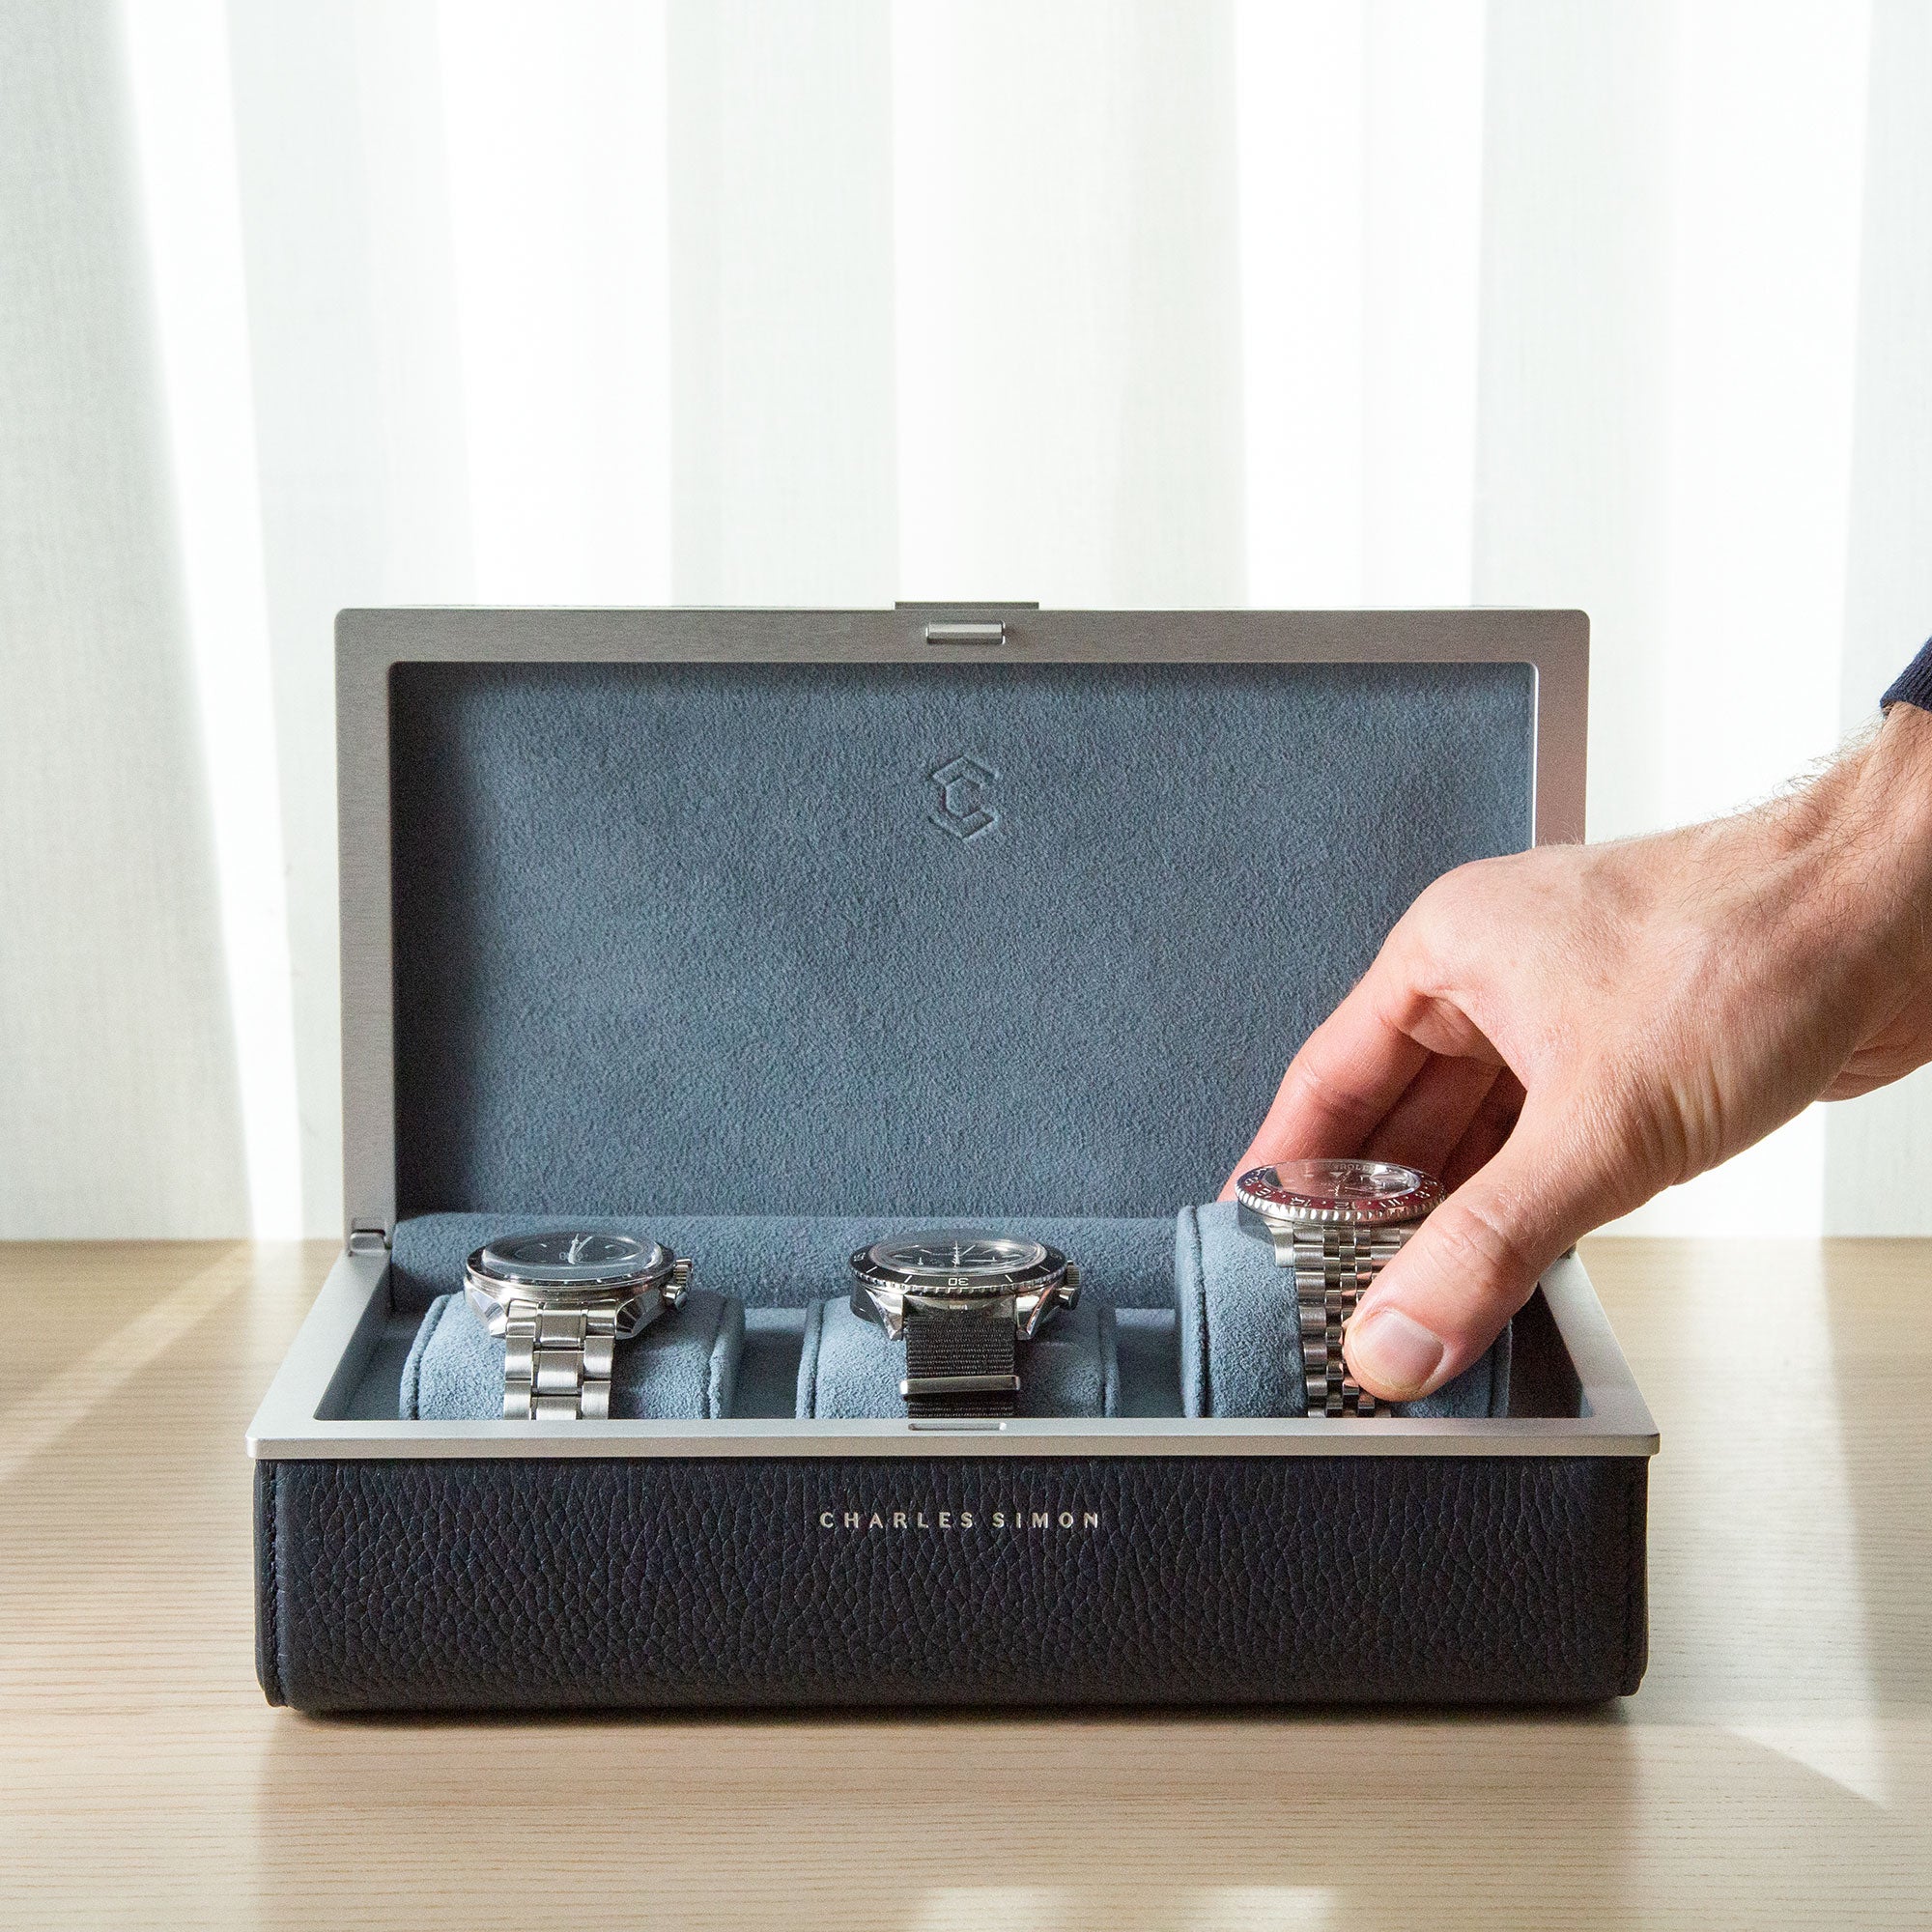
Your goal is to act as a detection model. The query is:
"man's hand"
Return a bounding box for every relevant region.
[1224,703,1932,1402]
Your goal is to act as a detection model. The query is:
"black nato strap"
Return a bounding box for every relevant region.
[900,1304,1021,1418]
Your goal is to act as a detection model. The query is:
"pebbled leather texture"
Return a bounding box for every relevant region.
[256,1453,1647,1712]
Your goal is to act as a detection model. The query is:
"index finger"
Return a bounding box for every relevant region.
[1219,966,1432,1197]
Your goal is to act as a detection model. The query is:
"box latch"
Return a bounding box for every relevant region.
[347,1222,390,1255]
[923,621,1009,646]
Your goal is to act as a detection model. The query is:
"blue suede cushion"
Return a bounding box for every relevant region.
[389,659,1532,1218]
[400,1288,743,1421]
[1176,1203,1510,1419]
[798,1297,1120,1419]
[388,1212,1176,1317]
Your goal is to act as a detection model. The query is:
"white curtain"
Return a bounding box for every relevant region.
[5,0,1929,1238]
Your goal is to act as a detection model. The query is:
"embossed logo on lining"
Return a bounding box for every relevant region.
[927,754,999,842]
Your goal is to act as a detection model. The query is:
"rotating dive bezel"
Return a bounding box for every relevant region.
[848,1230,1078,1340]
[1235,1157,1443,1229]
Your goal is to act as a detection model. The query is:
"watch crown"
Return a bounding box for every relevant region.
[668,1256,693,1301]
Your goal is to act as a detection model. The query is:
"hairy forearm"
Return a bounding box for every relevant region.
[1766,703,1932,1047]
[1784,702,1932,1095]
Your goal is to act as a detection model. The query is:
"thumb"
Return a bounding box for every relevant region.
[1342,1098,1628,1402]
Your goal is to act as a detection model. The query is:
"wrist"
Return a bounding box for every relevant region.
[1869,695,1932,827]
[1791,705,1932,995]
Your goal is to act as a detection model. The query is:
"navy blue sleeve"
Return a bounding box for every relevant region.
[1881,638,1932,713]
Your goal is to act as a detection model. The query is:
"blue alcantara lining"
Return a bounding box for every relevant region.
[388,659,1532,1219]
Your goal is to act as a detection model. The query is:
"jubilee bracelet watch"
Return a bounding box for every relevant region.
[1234,1157,1444,1418]
[464,1231,692,1420]
[849,1231,1081,1419]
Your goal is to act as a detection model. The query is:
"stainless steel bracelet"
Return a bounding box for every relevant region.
[1264,1221,1418,1418]
[501,1302,620,1420]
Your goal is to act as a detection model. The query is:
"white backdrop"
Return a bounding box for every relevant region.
[5,0,1930,1239]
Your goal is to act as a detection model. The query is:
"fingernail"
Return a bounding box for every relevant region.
[1347,1306,1447,1398]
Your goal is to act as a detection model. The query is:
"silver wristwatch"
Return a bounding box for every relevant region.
[849,1231,1081,1419]
[1234,1157,1444,1418]
[464,1232,692,1420]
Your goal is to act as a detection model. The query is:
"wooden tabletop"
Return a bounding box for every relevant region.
[1,1238,1926,1929]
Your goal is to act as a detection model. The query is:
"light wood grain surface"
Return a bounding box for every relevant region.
[1,1238,1927,1929]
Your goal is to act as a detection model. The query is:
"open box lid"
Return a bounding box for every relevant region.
[247,602,1666,1459]
[338,606,1586,1243]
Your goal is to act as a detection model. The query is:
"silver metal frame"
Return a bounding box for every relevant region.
[248,604,1642,1464]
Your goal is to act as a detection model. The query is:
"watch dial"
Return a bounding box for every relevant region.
[479,1231,659,1286]
[1234,1156,1443,1225]
[867,1231,1050,1279]
[1274,1157,1425,1206]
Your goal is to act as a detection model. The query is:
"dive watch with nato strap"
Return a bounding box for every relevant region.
[463,1231,693,1420]
[848,1231,1081,1418]
[1234,1157,1444,1417]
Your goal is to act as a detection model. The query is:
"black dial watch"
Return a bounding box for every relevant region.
[848,1231,1081,1418]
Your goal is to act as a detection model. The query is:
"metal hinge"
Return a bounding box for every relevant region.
[348,1221,391,1255]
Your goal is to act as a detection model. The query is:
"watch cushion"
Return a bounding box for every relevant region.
[400,1287,744,1422]
[387,1212,1176,1317]
[1175,1203,1511,1419]
[797,1296,1121,1420]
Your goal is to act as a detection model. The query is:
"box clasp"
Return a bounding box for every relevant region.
[923,621,1009,646]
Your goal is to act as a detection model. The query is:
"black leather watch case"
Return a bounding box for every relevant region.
[248,606,1653,1713]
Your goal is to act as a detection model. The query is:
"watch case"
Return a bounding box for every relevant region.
[247,605,1656,1712]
